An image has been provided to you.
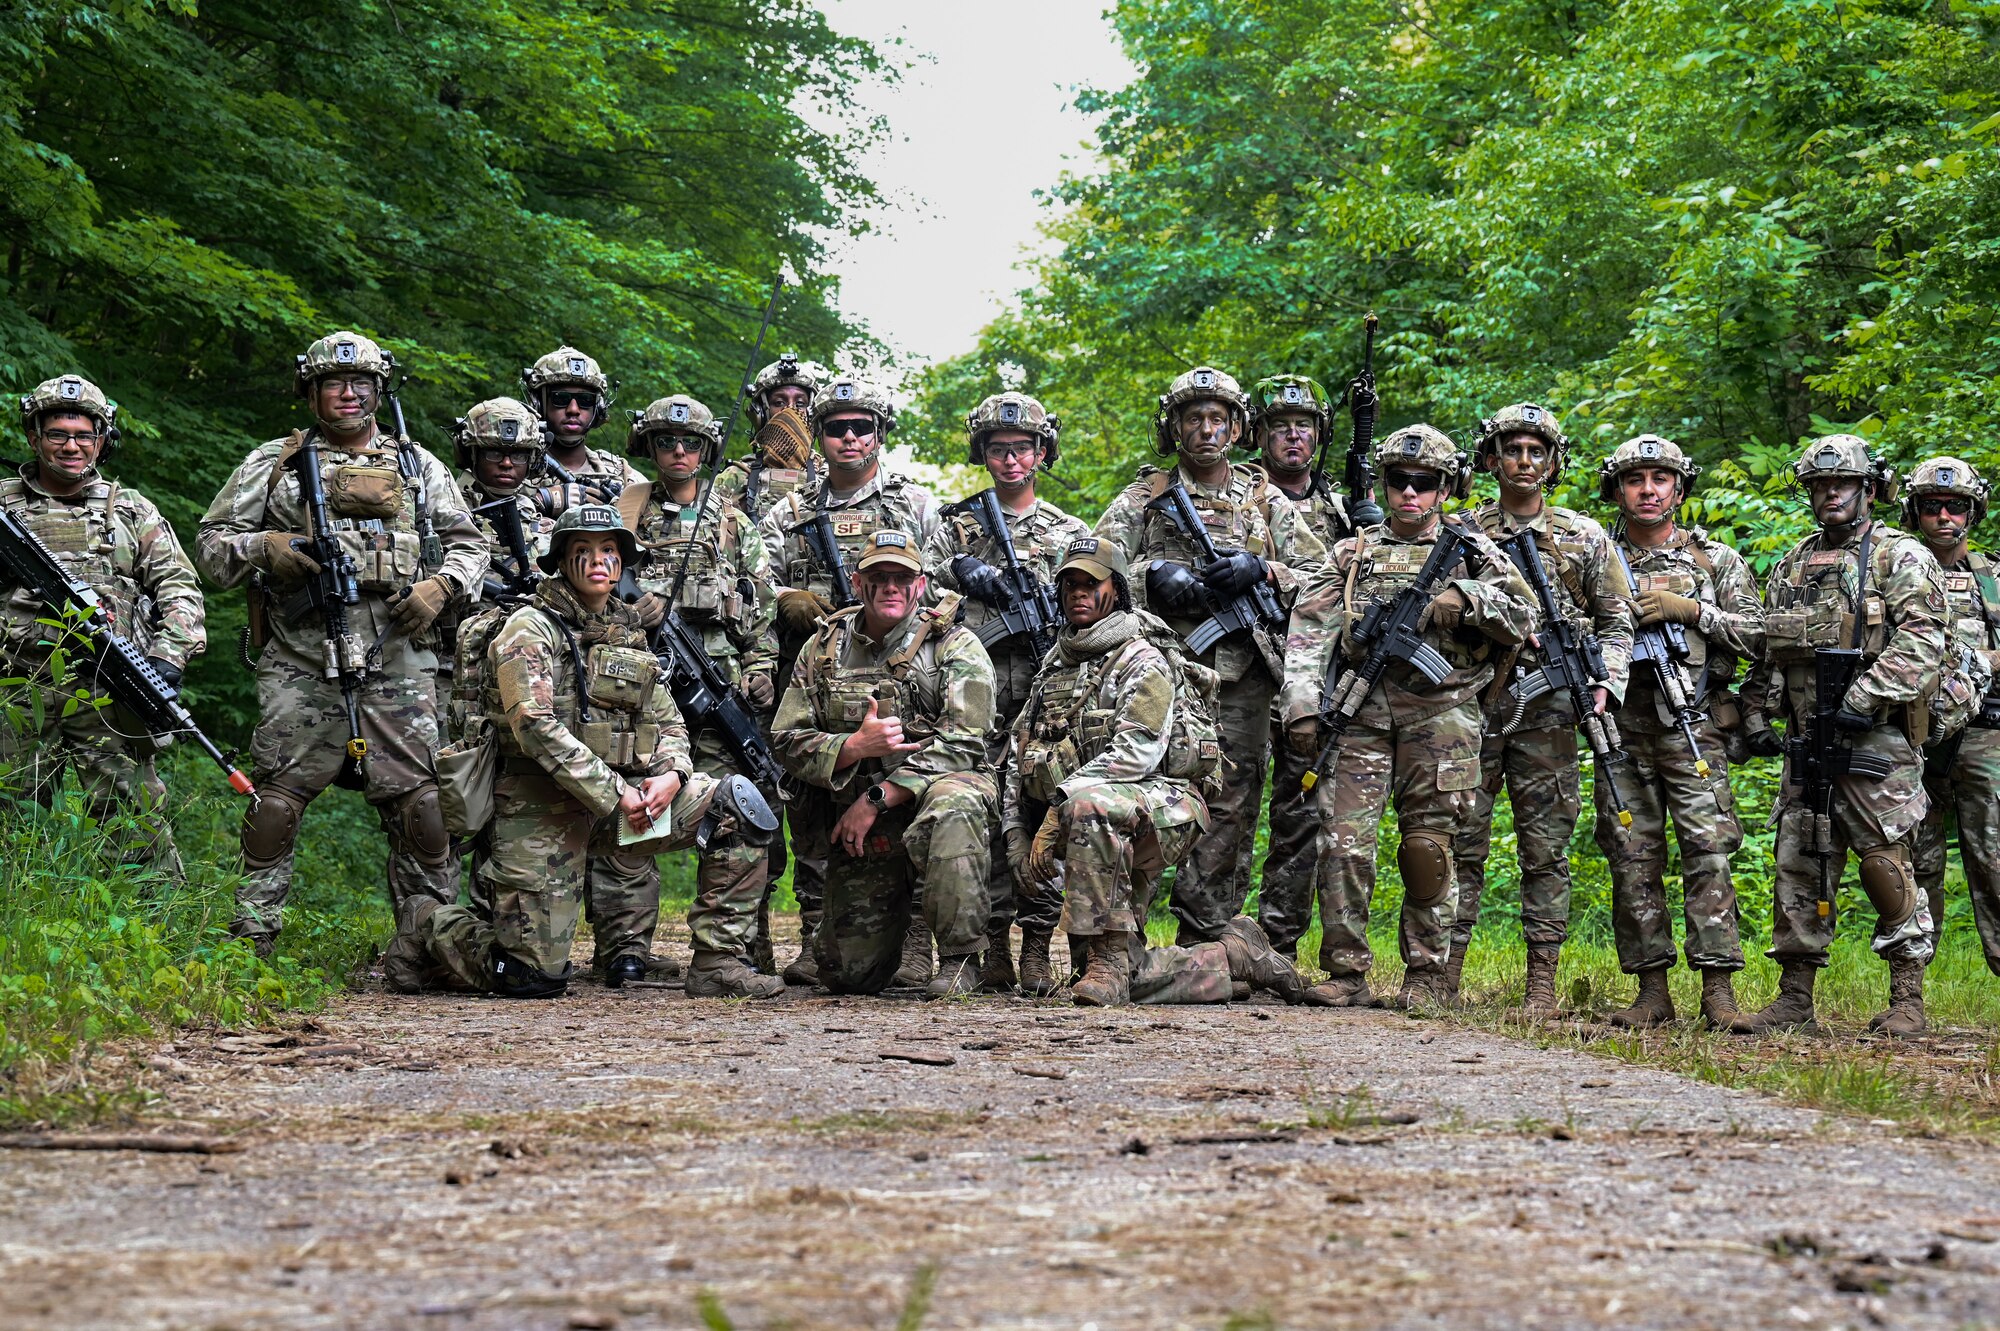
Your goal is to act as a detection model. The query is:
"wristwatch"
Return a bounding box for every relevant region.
[864,784,889,809]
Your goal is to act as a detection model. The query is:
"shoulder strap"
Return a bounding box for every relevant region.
[1143,469,1175,501]
[263,431,309,511]
[1850,523,1876,650]
[887,592,965,678]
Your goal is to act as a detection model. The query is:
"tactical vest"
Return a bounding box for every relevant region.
[483,607,662,772]
[943,499,1073,636]
[1622,531,1723,676]
[1763,532,1895,666]
[0,478,152,652]
[633,490,747,627]
[265,434,423,598]
[1334,529,1493,672]
[780,478,918,602]
[1261,472,1352,549]
[729,458,810,523]
[1135,465,1272,567]
[1942,551,2000,656]
[1473,503,1595,625]
[808,596,964,796]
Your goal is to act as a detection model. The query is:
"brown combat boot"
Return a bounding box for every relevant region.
[1868,958,1927,1038]
[928,953,982,998]
[684,949,784,1000]
[1699,968,1753,1034]
[1315,972,1380,1008]
[1522,945,1561,1016]
[749,894,776,976]
[891,917,934,987]
[381,897,442,994]
[1220,916,1328,1005]
[1018,925,1058,997]
[978,923,1016,993]
[1070,932,1131,1006]
[1745,961,1819,1034]
[1441,946,1468,1003]
[1384,965,1453,1011]
[782,909,821,986]
[1607,969,1676,1029]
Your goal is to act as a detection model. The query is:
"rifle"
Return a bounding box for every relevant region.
[0,507,253,794]
[1144,470,1287,655]
[541,455,621,505]
[285,431,370,779]
[1500,529,1632,829]
[1613,544,1711,779]
[1301,522,1471,793]
[955,487,1060,661]
[472,496,540,601]
[789,486,858,612]
[1340,312,1385,528]
[385,379,443,571]
[1787,648,1895,917]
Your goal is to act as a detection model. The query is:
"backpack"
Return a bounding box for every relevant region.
[434,599,522,835]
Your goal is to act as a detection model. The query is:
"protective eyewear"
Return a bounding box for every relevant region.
[485,448,537,466]
[547,389,597,411]
[37,429,102,448]
[1917,495,1973,517]
[652,436,706,454]
[983,439,1040,461]
[321,376,378,397]
[821,418,877,440]
[1383,468,1442,495]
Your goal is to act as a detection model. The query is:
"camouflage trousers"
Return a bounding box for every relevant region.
[985,674,1061,936]
[0,699,182,877]
[1170,668,1274,942]
[1310,693,1482,978]
[814,771,995,994]
[685,731,770,957]
[1455,714,1583,952]
[1916,728,2000,974]
[1592,716,1745,974]
[422,766,721,986]
[1772,725,1934,967]
[235,647,454,946]
[1256,694,1318,955]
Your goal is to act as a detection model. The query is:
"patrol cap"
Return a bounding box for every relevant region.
[538,502,640,572]
[855,530,923,574]
[1055,536,1129,582]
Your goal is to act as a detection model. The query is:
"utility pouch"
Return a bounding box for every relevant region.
[327,464,405,519]
[436,734,498,835]
[584,644,655,712]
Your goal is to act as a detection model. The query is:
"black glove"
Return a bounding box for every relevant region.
[951,554,1015,609]
[1834,707,1876,733]
[1740,725,1785,759]
[1146,560,1206,615]
[1199,548,1267,597]
[144,656,183,691]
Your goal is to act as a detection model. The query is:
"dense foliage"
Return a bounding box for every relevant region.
[905,0,2000,552]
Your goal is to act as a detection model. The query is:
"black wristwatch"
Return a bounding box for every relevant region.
[864,784,889,809]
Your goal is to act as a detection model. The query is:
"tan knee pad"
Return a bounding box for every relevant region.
[1397,830,1454,909]
[1857,843,1918,929]
[241,785,309,870]
[393,785,452,867]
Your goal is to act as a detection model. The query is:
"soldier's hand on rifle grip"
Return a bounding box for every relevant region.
[951,554,1014,609]
[255,531,322,581]
[1834,706,1876,733]
[1285,716,1321,758]
[1741,719,1785,758]
[627,592,667,631]
[1636,588,1700,627]
[535,482,586,516]
[144,656,183,691]
[1199,548,1267,596]
[1145,560,1206,616]
[1418,585,1469,632]
[743,670,775,712]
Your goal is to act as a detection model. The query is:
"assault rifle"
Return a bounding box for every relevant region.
[1144,470,1287,655]
[1300,522,1472,793]
[1339,312,1384,527]
[790,486,858,612]
[542,455,622,505]
[956,487,1060,661]
[1613,544,1711,779]
[1501,529,1632,829]
[472,497,540,601]
[286,431,370,779]
[384,380,443,571]
[0,508,253,794]
[1787,648,1895,915]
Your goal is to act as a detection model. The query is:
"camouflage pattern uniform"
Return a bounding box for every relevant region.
[197,333,486,950]
[770,544,995,995]
[522,346,645,509]
[0,377,205,874]
[445,398,553,695]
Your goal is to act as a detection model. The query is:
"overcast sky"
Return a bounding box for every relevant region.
[819,1,1133,370]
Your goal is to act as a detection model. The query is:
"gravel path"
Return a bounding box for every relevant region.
[5,975,1999,1330]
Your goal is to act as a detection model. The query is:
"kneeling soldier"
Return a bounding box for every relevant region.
[383,505,775,997]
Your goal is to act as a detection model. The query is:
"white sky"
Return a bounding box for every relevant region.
[819,1,1133,370]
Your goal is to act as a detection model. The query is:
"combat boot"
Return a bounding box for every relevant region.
[1385,965,1453,1012]
[1699,968,1753,1034]
[1607,969,1676,1029]
[1018,924,1058,997]
[603,956,646,989]
[1070,932,1131,1006]
[684,949,784,1000]
[1868,958,1927,1038]
[1522,945,1561,1017]
[979,923,1016,993]
[929,953,981,998]
[891,917,934,987]
[1744,961,1819,1034]
[1315,972,1380,1008]
[381,897,442,994]
[782,908,821,986]
[642,953,682,981]
[1220,916,1331,1006]
[1441,946,1468,1003]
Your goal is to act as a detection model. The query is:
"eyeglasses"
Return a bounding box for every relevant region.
[983,440,1040,461]
[38,430,102,448]
[1383,468,1442,495]
[547,390,596,411]
[652,436,705,454]
[821,418,876,440]
[1917,495,1973,517]
[483,448,537,466]
[321,376,378,397]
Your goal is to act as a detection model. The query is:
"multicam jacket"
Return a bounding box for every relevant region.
[1255,467,1354,553]
[1615,525,1764,733]
[626,480,777,690]
[758,468,941,612]
[713,455,815,525]
[455,472,554,582]
[1469,500,1634,718]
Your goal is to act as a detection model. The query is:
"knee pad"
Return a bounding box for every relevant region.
[1397,830,1454,910]
[1857,844,1918,930]
[393,786,452,866]
[241,785,309,870]
[698,774,779,852]
[486,946,571,999]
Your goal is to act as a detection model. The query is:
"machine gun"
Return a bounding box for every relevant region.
[1613,545,1711,779]
[285,431,370,781]
[1501,529,1632,829]
[0,507,253,795]
[953,487,1060,661]
[1334,312,1384,528]
[1300,522,1472,793]
[1144,470,1288,655]
[1787,647,1896,916]
[789,485,858,612]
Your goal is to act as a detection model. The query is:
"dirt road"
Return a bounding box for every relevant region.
[5,971,1999,1330]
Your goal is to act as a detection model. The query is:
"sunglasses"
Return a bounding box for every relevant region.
[1383,468,1442,495]
[652,436,706,454]
[1917,495,1973,517]
[821,418,877,440]
[547,390,596,410]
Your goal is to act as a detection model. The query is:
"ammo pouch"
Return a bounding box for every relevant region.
[326,463,405,519]
[575,643,662,768]
[436,731,499,835]
[1020,738,1078,805]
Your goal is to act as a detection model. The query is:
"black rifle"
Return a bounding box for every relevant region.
[472,497,540,602]
[0,506,253,794]
[1301,522,1472,792]
[385,380,443,571]
[1787,647,1895,913]
[651,605,786,791]
[719,273,785,470]
[954,487,1060,661]
[1340,312,1385,528]
[1613,544,1712,779]
[285,431,370,778]
[541,455,621,504]
[1144,471,1288,655]
[789,486,858,612]
[1501,529,1633,829]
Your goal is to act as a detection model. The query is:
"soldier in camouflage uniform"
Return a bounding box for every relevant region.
[1012,537,1340,1006]
[198,332,486,953]
[922,391,1089,994]
[521,346,644,514]
[1593,435,1765,1031]
[712,354,820,523]
[441,398,553,672]
[760,379,941,985]
[1246,374,1355,956]
[770,531,995,997]
[0,376,205,875]
[1093,367,1326,945]
[1906,457,2000,977]
[624,394,783,998]
[1739,436,1946,1036]
[1281,426,1534,1007]
[1452,402,1634,1013]
[382,505,775,998]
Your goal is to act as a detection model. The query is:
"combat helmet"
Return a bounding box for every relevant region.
[966,391,1060,466]
[521,346,615,429]
[628,394,724,464]
[808,377,896,437]
[451,397,547,474]
[296,330,394,394]
[1902,455,1988,527]
[1793,433,1898,504]
[537,501,641,573]
[1375,424,1474,500]
[1153,365,1251,456]
[1250,374,1334,435]
[19,374,120,463]
[1474,402,1570,490]
[747,353,823,425]
[1596,433,1701,504]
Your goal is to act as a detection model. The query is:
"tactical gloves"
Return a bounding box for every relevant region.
[951,554,1015,609]
[777,588,832,634]
[1636,588,1701,627]
[390,576,454,634]
[742,671,775,711]
[1834,706,1876,733]
[1029,806,1065,883]
[255,531,322,582]
[1200,548,1267,597]
[145,656,183,691]
[1740,719,1785,758]
[1419,585,1470,632]
[1145,560,1206,616]
[534,481,588,516]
